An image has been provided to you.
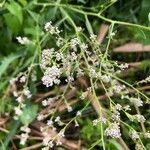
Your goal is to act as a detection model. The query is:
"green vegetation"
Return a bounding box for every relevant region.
[0,0,150,149]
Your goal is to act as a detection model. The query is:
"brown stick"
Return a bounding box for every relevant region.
[19,143,43,150]
[97,24,109,44]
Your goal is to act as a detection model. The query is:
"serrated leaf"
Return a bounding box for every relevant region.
[20,104,38,125]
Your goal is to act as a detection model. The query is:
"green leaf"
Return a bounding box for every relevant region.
[5,1,23,24]
[148,12,150,23]
[18,0,27,6]
[20,104,38,125]
[0,54,21,79]
[85,15,93,35]
[108,139,123,150]
[140,0,150,22]
[131,27,150,44]
[1,120,20,149]
[4,13,21,34]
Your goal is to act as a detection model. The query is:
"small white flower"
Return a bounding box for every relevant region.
[44,21,55,34]
[42,66,61,87]
[16,36,29,45]
[123,105,131,111]
[55,116,60,122]
[9,78,16,85]
[92,119,99,126]
[80,43,88,51]
[135,114,145,122]
[130,130,139,140]
[70,38,79,49]
[47,120,53,126]
[20,133,29,145]
[58,130,65,137]
[89,68,97,78]
[76,26,82,32]
[41,48,54,69]
[20,126,31,133]
[90,34,97,41]
[130,97,143,107]
[55,52,63,61]
[76,111,81,116]
[67,106,73,112]
[100,117,107,124]
[56,37,64,47]
[13,91,18,97]
[115,104,122,111]
[77,68,84,77]
[80,91,88,100]
[101,75,111,83]
[42,100,48,106]
[105,123,121,138]
[23,88,32,99]
[20,76,26,83]
[120,63,129,70]
[144,132,150,139]
[14,107,23,116]
[135,143,143,150]
[37,114,45,121]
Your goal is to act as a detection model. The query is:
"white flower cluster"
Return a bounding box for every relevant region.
[16,36,29,45]
[76,26,82,32]
[10,72,32,121]
[20,75,26,83]
[41,127,54,147]
[76,68,84,77]
[90,34,97,42]
[42,98,55,107]
[130,97,143,107]
[101,74,111,83]
[137,75,150,84]
[80,91,88,100]
[23,87,32,99]
[89,67,101,79]
[144,132,150,138]
[14,106,23,117]
[70,38,79,50]
[44,21,61,35]
[105,123,121,138]
[112,109,121,122]
[80,43,88,51]
[20,125,31,145]
[42,66,61,87]
[41,48,54,69]
[41,125,64,148]
[56,37,64,47]
[123,105,131,111]
[92,117,107,126]
[37,114,46,121]
[76,111,82,116]
[112,83,125,94]
[130,130,139,140]
[134,114,145,122]
[119,63,129,70]
[135,143,143,150]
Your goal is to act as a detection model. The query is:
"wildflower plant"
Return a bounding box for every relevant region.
[0,0,150,150]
